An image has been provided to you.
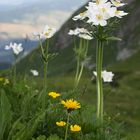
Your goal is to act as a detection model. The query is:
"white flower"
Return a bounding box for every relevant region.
[42,25,56,39]
[115,10,128,18]
[33,32,40,37]
[30,69,39,76]
[99,2,117,18]
[79,34,93,40]
[93,70,114,82]
[68,28,93,40]
[110,0,125,7]
[102,70,114,82]
[33,25,56,39]
[96,0,108,4]
[81,0,128,26]
[68,28,91,36]
[68,29,80,36]
[78,28,92,34]
[87,11,107,26]
[5,43,23,55]
[73,11,87,21]
[86,2,109,26]
[5,43,12,50]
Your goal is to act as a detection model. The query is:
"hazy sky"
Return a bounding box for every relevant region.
[0,0,87,41]
[0,0,42,5]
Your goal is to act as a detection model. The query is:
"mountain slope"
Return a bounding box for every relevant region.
[17,0,140,75]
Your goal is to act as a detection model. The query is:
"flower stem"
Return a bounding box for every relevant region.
[13,56,17,85]
[64,112,70,140]
[44,40,49,90]
[44,62,47,90]
[13,64,16,85]
[96,39,104,123]
[74,38,82,88]
[39,37,49,90]
[74,39,89,89]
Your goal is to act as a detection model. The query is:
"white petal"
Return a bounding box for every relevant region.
[100,20,107,26]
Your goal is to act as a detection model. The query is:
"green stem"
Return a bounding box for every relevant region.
[76,40,89,88]
[76,64,84,87]
[13,65,16,85]
[64,112,70,140]
[39,37,49,90]
[13,56,17,85]
[44,40,49,90]
[96,39,104,123]
[74,38,82,88]
[44,62,47,90]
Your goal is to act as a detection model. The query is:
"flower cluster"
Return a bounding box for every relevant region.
[68,27,93,40]
[5,43,23,55]
[73,0,128,26]
[93,70,114,82]
[34,25,56,39]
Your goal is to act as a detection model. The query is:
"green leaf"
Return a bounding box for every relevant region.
[36,135,46,140]
[106,37,122,41]
[7,117,22,140]
[0,90,12,140]
[11,111,46,140]
[47,134,62,140]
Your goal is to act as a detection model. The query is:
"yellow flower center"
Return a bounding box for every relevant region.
[96,14,103,20]
[115,10,121,14]
[80,12,85,17]
[115,1,121,6]
[102,8,106,13]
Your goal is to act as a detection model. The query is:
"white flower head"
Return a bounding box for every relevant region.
[79,34,93,40]
[33,32,40,37]
[115,10,128,18]
[42,25,56,39]
[82,0,128,26]
[68,27,93,40]
[73,11,87,21]
[68,28,90,35]
[30,69,39,76]
[68,28,80,36]
[5,42,12,50]
[78,28,91,34]
[86,2,109,26]
[93,70,114,82]
[102,70,114,82]
[33,25,56,39]
[5,42,23,55]
[111,0,126,7]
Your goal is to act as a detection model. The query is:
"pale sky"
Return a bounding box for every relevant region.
[0,0,40,5]
[0,0,87,41]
